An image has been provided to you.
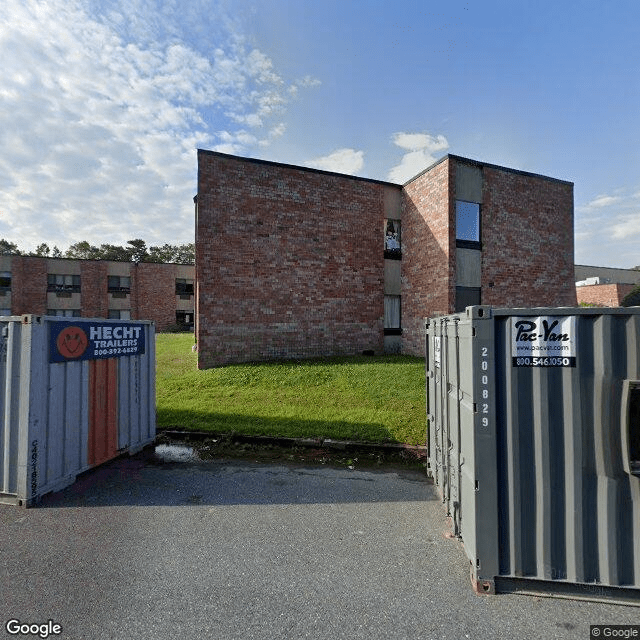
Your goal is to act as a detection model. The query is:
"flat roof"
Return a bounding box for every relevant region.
[197,149,400,188]
[198,149,573,189]
[404,154,574,187]
[1,254,194,267]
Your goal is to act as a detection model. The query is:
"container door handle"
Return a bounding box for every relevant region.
[621,380,640,476]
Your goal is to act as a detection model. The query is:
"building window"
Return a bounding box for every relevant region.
[0,271,11,292]
[176,311,194,330]
[108,309,131,320]
[384,295,402,335]
[176,278,194,297]
[108,276,131,294]
[455,286,481,313]
[456,200,481,248]
[384,219,402,259]
[0,309,11,316]
[47,309,81,317]
[47,274,81,293]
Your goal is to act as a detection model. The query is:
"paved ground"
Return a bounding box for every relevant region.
[0,446,638,640]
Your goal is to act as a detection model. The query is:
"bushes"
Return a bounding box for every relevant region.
[622,285,640,307]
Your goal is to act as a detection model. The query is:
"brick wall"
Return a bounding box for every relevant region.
[5,255,189,329]
[401,158,454,356]
[80,261,108,318]
[196,150,385,368]
[132,263,178,329]
[11,256,47,314]
[480,167,576,308]
[576,283,634,307]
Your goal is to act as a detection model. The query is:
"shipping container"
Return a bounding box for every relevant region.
[426,306,640,604]
[1,315,155,506]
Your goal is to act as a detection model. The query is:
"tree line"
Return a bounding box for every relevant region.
[0,238,194,264]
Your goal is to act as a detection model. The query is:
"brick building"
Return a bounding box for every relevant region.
[0,255,194,330]
[195,150,576,368]
[575,265,640,307]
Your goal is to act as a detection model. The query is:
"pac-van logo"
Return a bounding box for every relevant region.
[56,326,89,359]
[511,315,576,368]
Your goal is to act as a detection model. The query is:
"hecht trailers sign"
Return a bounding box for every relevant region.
[50,321,146,362]
[511,316,576,367]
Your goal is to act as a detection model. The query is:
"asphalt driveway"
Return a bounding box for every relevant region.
[0,446,638,640]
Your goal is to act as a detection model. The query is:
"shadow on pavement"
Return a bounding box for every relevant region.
[36,442,437,509]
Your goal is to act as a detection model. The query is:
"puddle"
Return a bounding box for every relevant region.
[154,443,200,463]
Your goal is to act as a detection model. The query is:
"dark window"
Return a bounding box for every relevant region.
[384,219,402,259]
[47,309,81,317]
[108,275,131,293]
[176,278,194,296]
[0,271,10,291]
[176,311,194,330]
[384,295,402,335]
[455,286,481,312]
[108,309,131,320]
[47,274,81,293]
[456,200,481,248]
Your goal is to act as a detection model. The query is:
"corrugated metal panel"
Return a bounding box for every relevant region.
[1,318,26,501]
[426,306,640,603]
[0,315,156,506]
[88,358,119,466]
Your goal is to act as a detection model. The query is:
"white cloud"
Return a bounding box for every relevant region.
[387,132,449,183]
[574,188,640,266]
[586,194,622,208]
[305,148,364,175]
[392,133,448,152]
[0,0,318,251]
[611,214,640,240]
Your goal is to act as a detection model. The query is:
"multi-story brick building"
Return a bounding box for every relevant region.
[0,255,194,330]
[195,150,576,368]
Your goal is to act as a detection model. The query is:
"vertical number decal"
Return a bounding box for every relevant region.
[479,345,490,433]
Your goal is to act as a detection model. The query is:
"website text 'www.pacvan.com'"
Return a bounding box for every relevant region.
[511,316,576,367]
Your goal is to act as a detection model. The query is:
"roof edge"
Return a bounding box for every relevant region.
[197,148,401,188]
[198,149,573,190]
[403,154,574,187]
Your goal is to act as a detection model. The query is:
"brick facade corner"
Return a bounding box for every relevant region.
[80,261,109,318]
[480,167,576,308]
[401,158,454,356]
[11,256,47,315]
[132,262,178,329]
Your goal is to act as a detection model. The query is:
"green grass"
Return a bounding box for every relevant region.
[155,333,427,445]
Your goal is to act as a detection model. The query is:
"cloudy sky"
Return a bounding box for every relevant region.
[1,0,639,267]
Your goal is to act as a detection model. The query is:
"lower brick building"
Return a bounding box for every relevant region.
[0,255,194,330]
[575,283,634,307]
[575,265,640,307]
[195,151,576,368]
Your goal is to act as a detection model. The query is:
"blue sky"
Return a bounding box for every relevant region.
[1,0,639,268]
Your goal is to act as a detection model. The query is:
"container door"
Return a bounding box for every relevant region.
[88,358,118,466]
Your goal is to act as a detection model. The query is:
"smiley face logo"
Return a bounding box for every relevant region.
[56,326,89,359]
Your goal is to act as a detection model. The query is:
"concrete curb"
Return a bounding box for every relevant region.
[157,428,428,460]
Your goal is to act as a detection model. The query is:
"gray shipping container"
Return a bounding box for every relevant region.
[1,315,156,506]
[426,306,640,604]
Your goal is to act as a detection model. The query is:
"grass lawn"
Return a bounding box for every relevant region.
[155,333,427,445]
